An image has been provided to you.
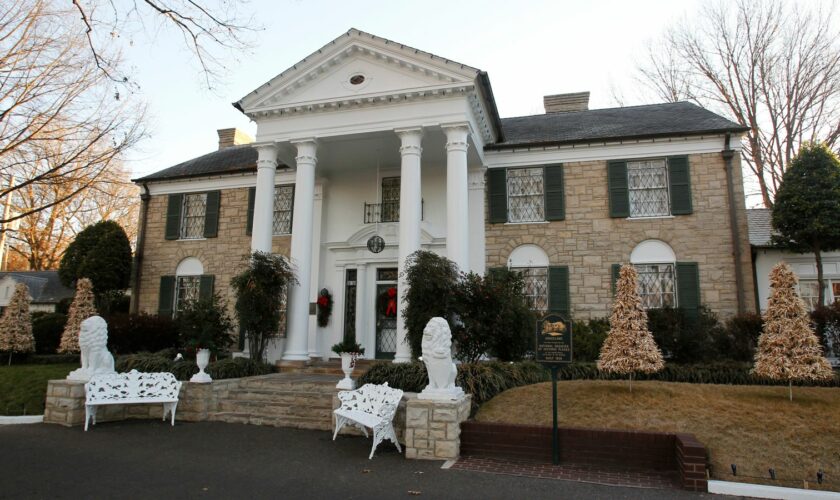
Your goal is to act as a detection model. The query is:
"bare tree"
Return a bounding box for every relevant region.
[637,0,840,207]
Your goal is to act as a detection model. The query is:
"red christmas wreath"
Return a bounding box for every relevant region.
[377,287,398,318]
[316,288,333,327]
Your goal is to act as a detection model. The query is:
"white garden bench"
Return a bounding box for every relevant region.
[84,370,182,431]
[333,382,404,459]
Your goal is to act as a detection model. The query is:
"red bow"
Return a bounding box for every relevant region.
[385,287,397,317]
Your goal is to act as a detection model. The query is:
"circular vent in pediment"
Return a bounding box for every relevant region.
[349,74,365,85]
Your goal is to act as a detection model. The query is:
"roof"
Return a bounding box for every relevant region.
[486,101,748,150]
[0,271,74,304]
[747,208,774,247]
[133,145,259,182]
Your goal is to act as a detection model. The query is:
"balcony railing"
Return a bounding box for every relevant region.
[363,200,424,223]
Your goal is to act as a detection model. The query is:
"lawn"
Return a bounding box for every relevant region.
[0,364,76,416]
[475,380,840,492]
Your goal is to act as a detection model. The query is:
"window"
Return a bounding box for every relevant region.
[635,264,677,309]
[507,167,544,223]
[381,177,400,222]
[180,193,207,239]
[273,185,294,235]
[513,267,548,312]
[174,276,201,315]
[627,159,669,217]
[798,279,840,310]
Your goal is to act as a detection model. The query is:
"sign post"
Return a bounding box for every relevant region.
[535,313,572,465]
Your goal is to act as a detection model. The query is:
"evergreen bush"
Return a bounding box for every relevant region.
[570,317,610,362]
[104,313,180,355]
[31,313,67,354]
[402,251,460,358]
[114,353,274,380]
[647,306,722,363]
[177,293,235,354]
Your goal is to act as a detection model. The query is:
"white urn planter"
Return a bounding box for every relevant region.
[190,348,213,383]
[336,352,356,390]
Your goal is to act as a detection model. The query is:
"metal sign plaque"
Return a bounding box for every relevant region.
[535,313,573,365]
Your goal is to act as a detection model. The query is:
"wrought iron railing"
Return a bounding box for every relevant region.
[363,200,424,223]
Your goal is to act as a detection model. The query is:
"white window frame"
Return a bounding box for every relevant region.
[627,158,670,218]
[174,275,201,316]
[512,266,548,312]
[180,193,207,240]
[634,263,677,309]
[272,185,294,235]
[506,167,545,223]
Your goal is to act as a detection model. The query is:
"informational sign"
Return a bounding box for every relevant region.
[535,313,573,365]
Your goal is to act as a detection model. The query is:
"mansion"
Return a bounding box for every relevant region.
[132,28,754,363]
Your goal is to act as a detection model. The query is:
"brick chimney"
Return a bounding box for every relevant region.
[543,92,590,114]
[217,128,253,149]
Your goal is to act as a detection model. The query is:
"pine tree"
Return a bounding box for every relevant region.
[58,278,97,354]
[0,283,35,364]
[598,264,664,391]
[754,262,833,400]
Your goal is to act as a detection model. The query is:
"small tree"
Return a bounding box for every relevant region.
[58,220,132,311]
[177,293,235,355]
[0,283,35,364]
[58,278,97,354]
[754,263,833,400]
[231,252,297,362]
[598,264,664,391]
[772,143,840,308]
[402,250,460,358]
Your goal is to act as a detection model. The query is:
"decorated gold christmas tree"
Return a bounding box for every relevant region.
[598,264,664,391]
[754,262,833,400]
[58,278,97,354]
[0,283,35,364]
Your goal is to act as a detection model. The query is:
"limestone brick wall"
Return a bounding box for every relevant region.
[485,152,755,320]
[136,187,291,318]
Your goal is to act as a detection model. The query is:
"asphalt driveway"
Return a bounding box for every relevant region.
[0,421,724,499]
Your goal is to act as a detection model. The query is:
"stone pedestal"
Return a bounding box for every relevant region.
[44,380,87,426]
[404,394,471,460]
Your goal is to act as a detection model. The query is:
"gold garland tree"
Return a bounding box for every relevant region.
[754,262,833,400]
[58,278,97,354]
[598,264,664,391]
[0,283,35,364]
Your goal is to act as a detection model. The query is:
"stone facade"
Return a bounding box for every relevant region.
[136,186,291,318]
[485,152,755,320]
[404,394,471,460]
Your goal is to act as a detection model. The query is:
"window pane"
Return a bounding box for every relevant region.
[273,185,294,235]
[627,160,669,217]
[799,280,821,311]
[635,263,676,309]
[507,168,544,223]
[513,267,548,312]
[175,276,201,315]
[181,193,207,239]
[381,177,400,222]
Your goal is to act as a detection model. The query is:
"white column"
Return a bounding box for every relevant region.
[468,168,487,274]
[395,128,423,363]
[283,139,318,362]
[251,144,278,253]
[443,124,471,272]
[307,183,324,360]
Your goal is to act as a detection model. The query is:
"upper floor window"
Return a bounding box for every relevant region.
[181,193,207,239]
[507,168,545,223]
[273,185,294,235]
[627,159,669,217]
[381,177,400,222]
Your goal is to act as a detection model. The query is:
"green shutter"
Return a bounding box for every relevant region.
[487,169,507,223]
[544,165,565,221]
[611,264,622,295]
[548,266,570,317]
[676,262,700,319]
[668,156,693,215]
[199,275,215,301]
[203,191,221,238]
[607,161,629,218]
[165,194,183,240]
[158,276,176,318]
[246,187,256,235]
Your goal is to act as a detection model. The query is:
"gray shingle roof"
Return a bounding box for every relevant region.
[0,271,74,304]
[486,101,747,150]
[747,208,774,247]
[133,145,259,182]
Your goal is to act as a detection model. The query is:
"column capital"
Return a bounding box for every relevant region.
[292,139,318,166]
[443,124,471,154]
[254,142,279,169]
[395,127,423,156]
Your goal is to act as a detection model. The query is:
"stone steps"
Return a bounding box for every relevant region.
[276,359,379,377]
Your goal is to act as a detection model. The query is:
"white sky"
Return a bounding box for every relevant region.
[126,0,705,179]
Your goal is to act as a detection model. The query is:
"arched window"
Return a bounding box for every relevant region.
[174,257,204,314]
[508,244,550,312]
[630,240,677,309]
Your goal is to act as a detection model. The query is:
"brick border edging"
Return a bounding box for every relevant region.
[460,421,707,492]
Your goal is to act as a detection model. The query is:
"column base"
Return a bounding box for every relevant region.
[392,355,412,364]
[280,352,311,362]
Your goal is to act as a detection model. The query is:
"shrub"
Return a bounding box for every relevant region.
[26,353,79,364]
[206,357,275,379]
[59,221,132,306]
[714,312,763,362]
[571,317,609,362]
[647,306,722,363]
[114,353,274,381]
[31,313,67,354]
[177,293,235,354]
[104,313,180,355]
[811,302,840,358]
[402,250,460,359]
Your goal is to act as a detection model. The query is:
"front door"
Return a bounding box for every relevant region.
[375,268,398,359]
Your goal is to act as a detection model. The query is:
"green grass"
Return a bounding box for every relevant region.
[0,364,76,416]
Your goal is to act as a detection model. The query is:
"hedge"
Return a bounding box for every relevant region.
[114,352,275,381]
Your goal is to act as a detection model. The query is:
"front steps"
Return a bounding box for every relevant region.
[276,358,379,378]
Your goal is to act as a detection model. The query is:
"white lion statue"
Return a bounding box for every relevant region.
[418,317,464,401]
[67,316,116,382]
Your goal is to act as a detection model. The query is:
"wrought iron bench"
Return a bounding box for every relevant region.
[333,382,404,459]
[84,370,182,431]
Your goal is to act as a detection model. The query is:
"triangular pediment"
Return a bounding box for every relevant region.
[237,29,481,115]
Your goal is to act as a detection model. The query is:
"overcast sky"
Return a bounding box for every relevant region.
[126,0,705,179]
